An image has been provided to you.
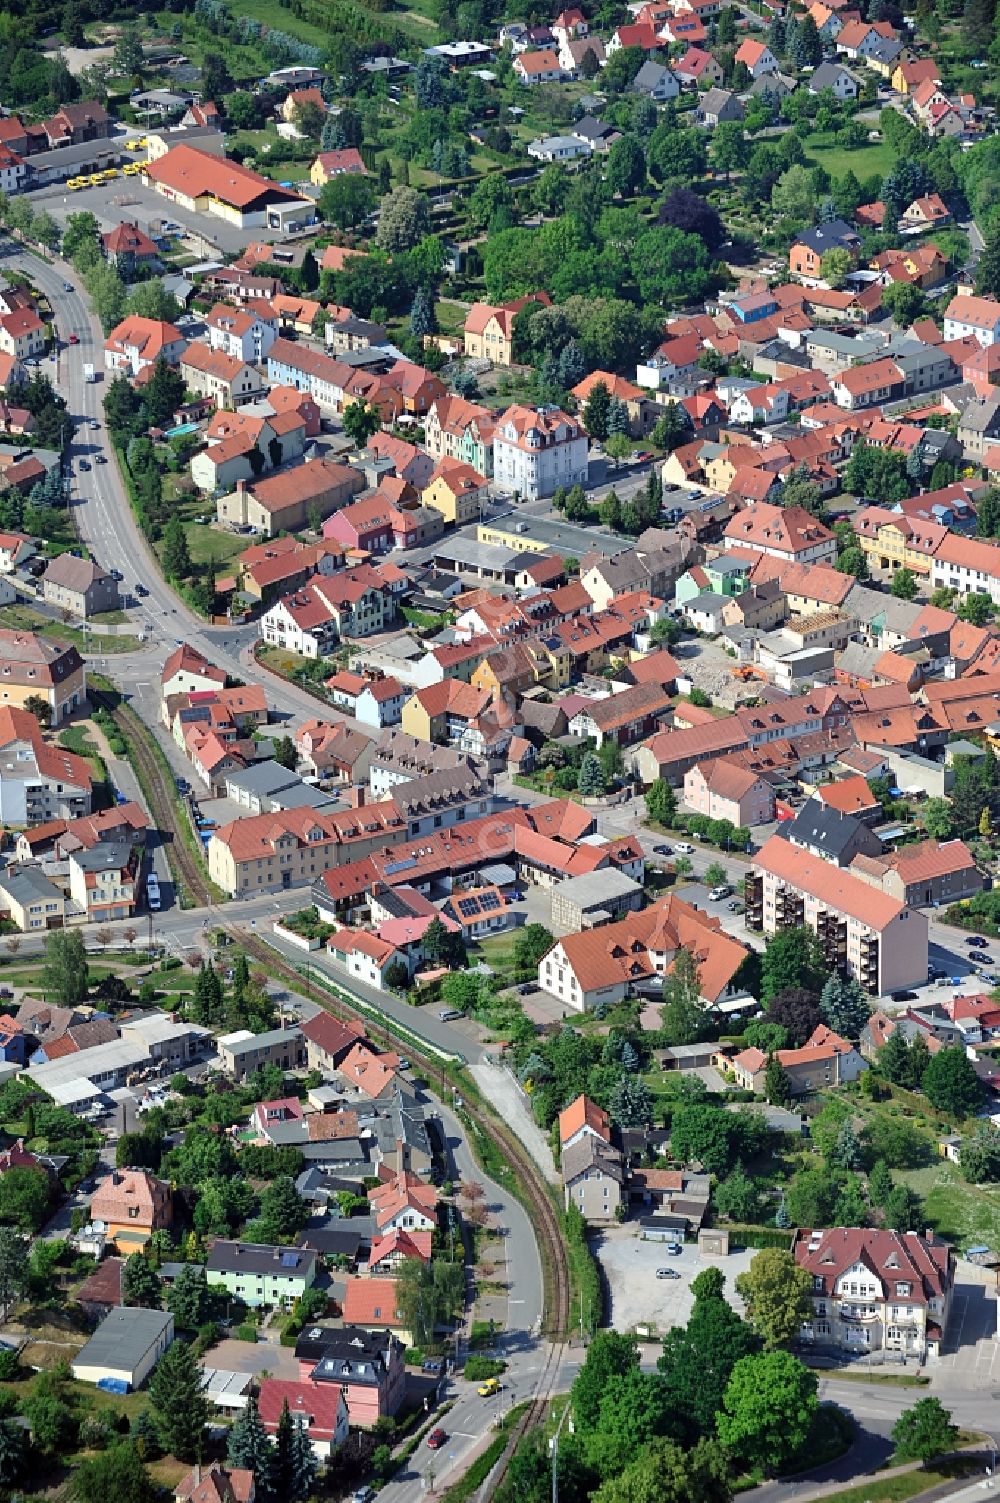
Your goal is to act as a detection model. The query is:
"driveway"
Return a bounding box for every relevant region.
[593,1223,755,1336]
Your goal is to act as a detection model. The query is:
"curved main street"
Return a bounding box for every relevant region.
[13,236,1000,1503]
[5,237,341,727]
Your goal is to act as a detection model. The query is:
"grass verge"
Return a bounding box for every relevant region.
[824,1457,983,1503]
[90,674,226,907]
[438,1403,530,1503]
[0,605,143,654]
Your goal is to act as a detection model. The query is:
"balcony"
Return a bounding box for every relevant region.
[744,872,764,931]
[775,886,804,928]
[816,909,848,969]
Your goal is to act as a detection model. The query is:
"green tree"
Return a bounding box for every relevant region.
[820,247,852,288]
[167,1264,211,1328]
[343,401,381,447]
[869,1158,893,1203]
[891,567,917,601]
[608,1074,652,1127]
[573,1331,639,1431]
[957,591,995,626]
[162,514,192,581]
[960,1123,1000,1183]
[975,218,1000,297]
[607,135,646,198]
[42,929,89,1006]
[228,1394,275,1501]
[717,1352,819,1473]
[0,1228,23,1317]
[819,975,871,1039]
[772,163,815,223]
[606,433,632,468]
[837,547,869,580]
[891,1398,958,1464]
[149,1339,209,1461]
[645,778,677,826]
[113,24,144,77]
[583,381,612,442]
[712,120,749,180]
[714,1165,761,1223]
[923,798,954,839]
[289,1415,318,1500]
[513,924,555,972]
[0,1419,26,1489]
[578,752,605,798]
[376,187,430,252]
[761,930,823,1004]
[830,1118,863,1171]
[661,947,710,1046]
[0,1165,50,1230]
[881,281,929,327]
[670,1104,743,1176]
[592,1437,730,1503]
[254,1176,309,1242]
[273,735,297,771]
[72,1442,155,1503]
[922,1046,984,1117]
[865,1115,928,1174]
[735,1248,812,1350]
[764,1054,792,1107]
[884,1182,924,1232]
[123,1253,162,1309]
[659,1278,758,1441]
[318,173,377,230]
[62,210,101,267]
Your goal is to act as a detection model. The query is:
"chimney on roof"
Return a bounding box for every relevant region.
[925,1228,934,1243]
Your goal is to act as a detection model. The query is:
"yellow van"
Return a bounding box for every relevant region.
[101,168,118,180]
[87,173,103,186]
[66,177,82,189]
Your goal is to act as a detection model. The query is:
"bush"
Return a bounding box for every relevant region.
[462,1356,507,1381]
[159,956,182,971]
[0,1350,19,1381]
[234,1322,257,1343]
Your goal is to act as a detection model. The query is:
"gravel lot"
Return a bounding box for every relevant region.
[593,1223,755,1337]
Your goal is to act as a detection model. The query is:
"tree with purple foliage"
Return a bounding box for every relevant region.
[657,188,724,251]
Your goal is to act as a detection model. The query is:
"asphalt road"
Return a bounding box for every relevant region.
[6,237,348,729]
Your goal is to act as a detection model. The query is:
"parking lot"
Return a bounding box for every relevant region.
[29,175,272,257]
[593,1223,755,1336]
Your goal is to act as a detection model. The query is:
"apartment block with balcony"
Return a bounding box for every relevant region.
[750,834,927,996]
[792,1227,953,1360]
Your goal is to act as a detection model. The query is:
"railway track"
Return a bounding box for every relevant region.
[91,688,213,909]
[236,932,571,1344]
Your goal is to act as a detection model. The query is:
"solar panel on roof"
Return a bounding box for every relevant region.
[280,1251,299,1267]
[480,893,501,911]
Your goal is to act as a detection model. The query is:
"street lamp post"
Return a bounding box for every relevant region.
[551,1401,571,1503]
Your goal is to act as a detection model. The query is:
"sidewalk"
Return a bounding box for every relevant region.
[469,1061,559,1185]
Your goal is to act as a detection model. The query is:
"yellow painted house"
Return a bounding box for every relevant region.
[400,679,491,745]
[853,508,949,576]
[422,459,489,526]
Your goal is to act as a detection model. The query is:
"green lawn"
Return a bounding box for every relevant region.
[803,132,895,181]
[183,520,249,568]
[0,605,143,654]
[895,1161,1000,1252]
[816,1459,983,1503]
